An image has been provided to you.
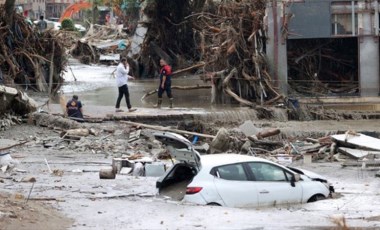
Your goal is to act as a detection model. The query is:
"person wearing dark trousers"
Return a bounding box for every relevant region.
[115,58,137,112]
[66,95,84,122]
[155,58,173,108]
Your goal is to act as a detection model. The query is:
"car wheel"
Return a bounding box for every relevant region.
[307,194,326,203]
[207,202,221,206]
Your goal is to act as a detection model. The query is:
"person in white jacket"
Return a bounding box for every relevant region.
[115,58,137,112]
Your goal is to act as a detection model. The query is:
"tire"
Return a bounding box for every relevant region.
[307,194,326,203]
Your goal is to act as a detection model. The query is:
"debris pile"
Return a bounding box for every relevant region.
[0,152,19,173]
[287,38,359,97]
[331,131,380,166]
[0,85,38,116]
[68,0,281,106]
[0,114,22,131]
[0,7,66,93]
[141,0,279,106]
[246,129,380,168]
[70,23,130,64]
[5,110,380,181]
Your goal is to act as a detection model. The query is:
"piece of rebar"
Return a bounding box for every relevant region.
[26,182,35,203]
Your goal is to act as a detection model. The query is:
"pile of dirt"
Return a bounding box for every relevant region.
[0,192,72,230]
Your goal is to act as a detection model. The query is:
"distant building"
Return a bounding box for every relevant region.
[15,0,46,20]
[45,0,73,19]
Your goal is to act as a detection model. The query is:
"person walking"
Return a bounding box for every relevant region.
[115,58,137,112]
[66,95,84,121]
[155,59,173,108]
[37,15,47,33]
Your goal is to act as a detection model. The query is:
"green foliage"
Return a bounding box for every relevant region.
[61,18,76,31]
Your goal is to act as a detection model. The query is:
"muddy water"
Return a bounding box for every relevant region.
[61,60,214,109]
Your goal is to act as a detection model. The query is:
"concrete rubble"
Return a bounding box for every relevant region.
[1,112,380,229]
[3,112,379,178]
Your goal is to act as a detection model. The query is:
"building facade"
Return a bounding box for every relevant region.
[9,0,75,20]
[14,0,46,20]
[266,0,380,99]
[45,0,72,19]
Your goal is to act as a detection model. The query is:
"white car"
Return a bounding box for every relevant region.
[155,132,334,208]
[33,20,61,30]
[74,24,86,32]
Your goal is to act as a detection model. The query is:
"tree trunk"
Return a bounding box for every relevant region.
[4,0,15,25]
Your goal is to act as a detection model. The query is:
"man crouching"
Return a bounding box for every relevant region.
[66,95,84,121]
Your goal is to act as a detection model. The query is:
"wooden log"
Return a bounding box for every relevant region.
[305,137,319,144]
[247,136,283,146]
[64,128,90,137]
[222,68,256,107]
[120,121,216,139]
[99,166,117,179]
[141,85,211,100]
[172,62,206,76]
[264,95,283,106]
[256,128,281,139]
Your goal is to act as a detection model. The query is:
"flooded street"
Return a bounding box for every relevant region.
[3,61,380,230]
[61,60,212,109]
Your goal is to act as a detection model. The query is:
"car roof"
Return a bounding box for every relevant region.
[200,154,272,168]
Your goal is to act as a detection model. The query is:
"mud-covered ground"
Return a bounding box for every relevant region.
[1,120,380,230]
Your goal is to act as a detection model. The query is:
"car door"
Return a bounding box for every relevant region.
[246,162,303,207]
[212,163,258,208]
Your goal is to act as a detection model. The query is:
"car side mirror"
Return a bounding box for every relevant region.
[291,174,301,187]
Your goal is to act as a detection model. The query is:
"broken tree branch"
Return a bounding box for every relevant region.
[0,141,29,151]
[141,85,211,100]
[172,62,206,76]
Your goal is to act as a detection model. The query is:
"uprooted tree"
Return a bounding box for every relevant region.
[71,0,281,106]
[138,0,282,106]
[0,5,66,94]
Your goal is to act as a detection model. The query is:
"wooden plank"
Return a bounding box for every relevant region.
[119,167,132,175]
[331,133,380,151]
[0,85,18,95]
[342,161,380,167]
[120,121,216,139]
[338,147,380,159]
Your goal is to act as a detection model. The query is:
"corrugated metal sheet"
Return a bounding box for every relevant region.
[288,0,333,39]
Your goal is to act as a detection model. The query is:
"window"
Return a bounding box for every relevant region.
[215,164,247,181]
[247,162,291,182]
[331,1,358,35]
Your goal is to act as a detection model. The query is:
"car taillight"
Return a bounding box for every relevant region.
[186,187,203,194]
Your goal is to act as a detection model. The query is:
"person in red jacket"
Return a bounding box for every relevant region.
[156,59,173,108]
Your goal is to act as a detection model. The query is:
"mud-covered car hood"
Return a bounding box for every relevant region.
[287,166,328,182]
[288,166,335,193]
